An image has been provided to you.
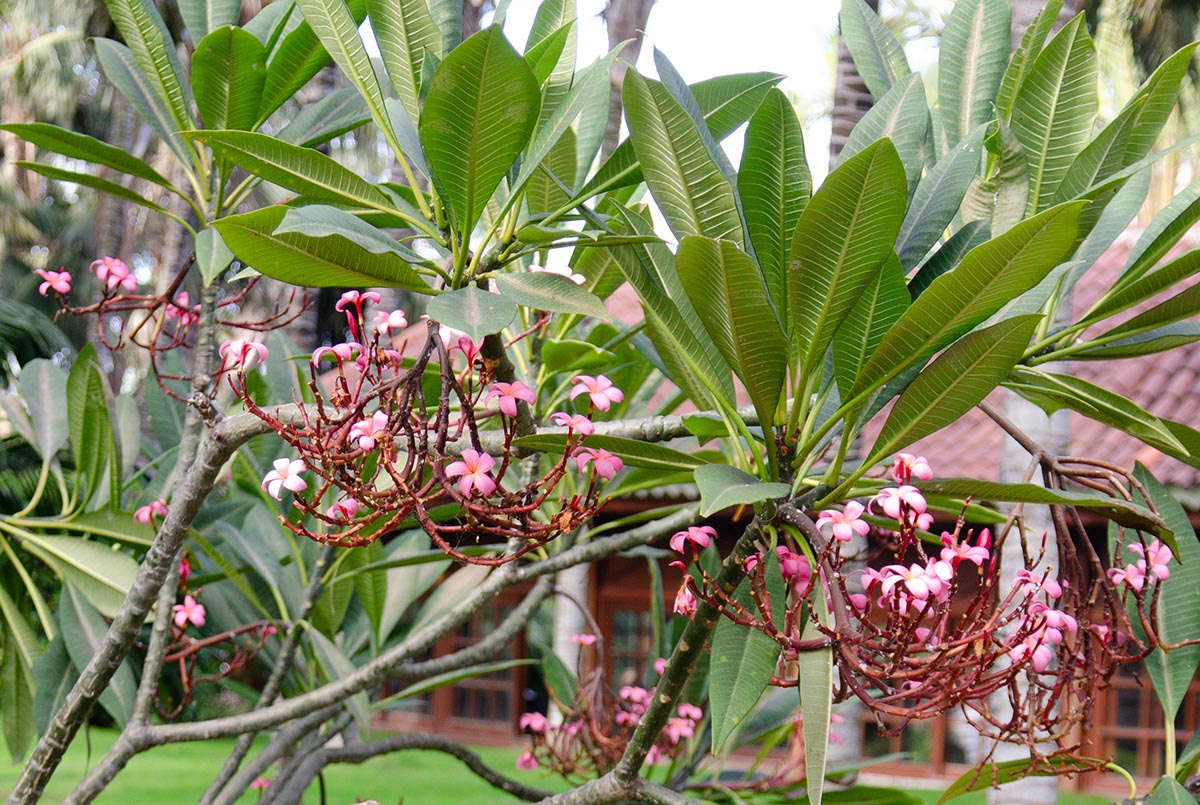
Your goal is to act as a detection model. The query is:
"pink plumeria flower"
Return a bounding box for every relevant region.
[1129,540,1172,582]
[34,268,71,296]
[574,447,623,480]
[250,778,271,791]
[677,702,702,721]
[891,453,933,484]
[133,498,168,525]
[326,498,360,521]
[1109,562,1148,591]
[519,712,548,733]
[654,657,668,675]
[349,411,390,450]
[311,342,364,366]
[775,546,812,588]
[179,555,191,582]
[569,375,624,412]
[262,458,308,499]
[445,449,497,496]
[924,559,954,602]
[665,716,695,744]
[570,633,597,646]
[515,750,538,771]
[1015,568,1063,600]
[172,594,206,629]
[816,501,869,542]
[531,264,585,285]
[860,566,887,591]
[334,290,381,313]
[880,563,935,600]
[90,256,137,292]
[674,582,697,618]
[849,592,870,613]
[669,525,716,554]
[872,485,927,521]
[1030,601,1078,637]
[915,512,934,531]
[219,340,269,372]
[1008,635,1054,673]
[644,745,662,765]
[164,292,200,328]
[486,381,536,418]
[550,412,594,435]
[435,323,483,362]
[371,308,408,335]
[940,530,990,567]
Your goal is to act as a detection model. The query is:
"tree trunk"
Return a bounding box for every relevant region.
[600,0,656,159]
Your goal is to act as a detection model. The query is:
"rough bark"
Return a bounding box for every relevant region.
[600,0,656,159]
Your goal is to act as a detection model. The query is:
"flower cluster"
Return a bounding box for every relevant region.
[668,455,1160,769]
[36,256,303,400]
[517,674,703,779]
[228,291,624,561]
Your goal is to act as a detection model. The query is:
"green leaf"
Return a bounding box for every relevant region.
[789,138,908,379]
[420,27,540,236]
[919,479,1169,537]
[56,510,156,547]
[416,564,490,625]
[67,345,112,509]
[907,221,990,300]
[188,130,388,208]
[524,128,576,216]
[425,286,516,342]
[524,22,571,86]
[1071,323,1200,360]
[1084,248,1200,326]
[215,515,303,619]
[19,359,69,462]
[349,540,386,649]
[710,551,785,752]
[1147,777,1197,805]
[1005,368,1197,469]
[852,202,1082,399]
[376,659,539,707]
[179,0,242,39]
[1117,178,1200,292]
[995,0,1061,123]
[15,161,170,220]
[22,536,139,618]
[0,587,38,674]
[1134,465,1200,723]
[57,584,137,726]
[799,585,834,805]
[694,465,790,518]
[1093,282,1200,344]
[192,27,266,131]
[607,206,733,410]
[512,49,620,203]
[840,74,929,192]
[493,273,610,320]
[1057,43,1198,203]
[368,0,442,124]
[31,636,72,735]
[623,70,743,245]
[379,532,449,640]
[839,0,911,99]
[0,122,173,190]
[938,0,1010,148]
[259,0,369,124]
[938,756,1096,803]
[866,315,1041,467]
[896,129,983,270]
[962,115,1028,234]
[195,227,235,285]
[1010,15,1097,212]
[738,87,811,316]
[832,253,908,395]
[276,87,370,148]
[580,72,783,202]
[676,236,787,429]
[93,38,190,163]
[525,0,575,117]
[512,433,705,472]
[541,338,614,375]
[275,204,432,265]
[0,624,35,763]
[427,0,462,54]
[105,0,195,133]
[308,629,370,730]
[213,206,429,291]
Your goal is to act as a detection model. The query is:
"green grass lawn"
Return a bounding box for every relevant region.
[0,730,1124,804]
[0,728,569,804]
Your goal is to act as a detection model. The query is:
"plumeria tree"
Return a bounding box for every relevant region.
[4,0,1200,803]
